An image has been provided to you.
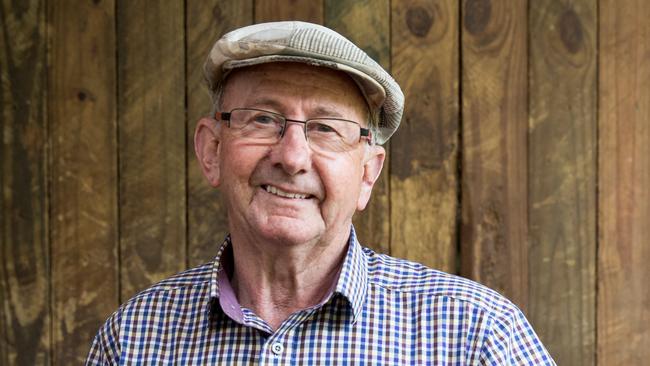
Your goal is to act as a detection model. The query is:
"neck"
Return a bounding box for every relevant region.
[229,227,350,331]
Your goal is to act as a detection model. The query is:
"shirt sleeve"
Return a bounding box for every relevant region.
[479,307,556,365]
[85,309,122,366]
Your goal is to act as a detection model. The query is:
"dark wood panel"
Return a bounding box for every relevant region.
[528,1,597,364]
[460,0,528,308]
[0,0,49,364]
[49,0,119,363]
[598,0,650,364]
[325,0,391,254]
[255,0,323,23]
[390,0,459,272]
[117,0,187,300]
[186,0,253,266]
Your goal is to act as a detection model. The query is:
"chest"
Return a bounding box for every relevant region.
[117,293,488,365]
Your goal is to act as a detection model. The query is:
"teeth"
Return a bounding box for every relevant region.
[264,185,308,199]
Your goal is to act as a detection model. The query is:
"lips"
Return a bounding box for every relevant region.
[262,184,313,199]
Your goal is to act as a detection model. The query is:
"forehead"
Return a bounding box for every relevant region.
[221,62,368,120]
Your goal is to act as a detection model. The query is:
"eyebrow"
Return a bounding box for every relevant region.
[248,98,346,119]
[248,98,284,111]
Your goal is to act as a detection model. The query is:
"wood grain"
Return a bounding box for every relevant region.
[255,0,323,23]
[0,0,49,364]
[460,0,528,308]
[1,1,648,364]
[49,0,118,363]
[117,0,187,301]
[325,0,391,254]
[390,0,459,272]
[598,0,650,364]
[528,1,597,363]
[186,0,253,266]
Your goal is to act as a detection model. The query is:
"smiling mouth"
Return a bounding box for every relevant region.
[262,185,313,199]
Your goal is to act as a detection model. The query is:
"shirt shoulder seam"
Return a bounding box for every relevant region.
[366,280,517,321]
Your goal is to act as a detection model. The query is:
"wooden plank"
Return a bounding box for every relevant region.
[598,0,650,364]
[460,0,528,308]
[186,0,253,266]
[49,0,118,363]
[390,0,459,273]
[255,0,323,23]
[0,0,50,364]
[528,0,597,364]
[325,0,391,254]
[117,0,186,300]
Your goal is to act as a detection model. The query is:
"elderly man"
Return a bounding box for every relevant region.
[86,21,554,365]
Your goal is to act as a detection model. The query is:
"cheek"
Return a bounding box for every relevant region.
[319,155,364,211]
[219,142,268,195]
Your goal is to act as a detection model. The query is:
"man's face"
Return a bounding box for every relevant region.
[195,63,385,247]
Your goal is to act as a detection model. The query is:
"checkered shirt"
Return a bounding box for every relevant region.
[86,228,555,365]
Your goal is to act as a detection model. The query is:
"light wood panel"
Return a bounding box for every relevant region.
[255,0,323,23]
[117,0,187,300]
[49,0,119,363]
[186,0,254,266]
[390,0,459,272]
[598,0,650,364]
[528,1,597,364]
[0,0,49,364]
[460,0,529,308]
[325,0,391,254]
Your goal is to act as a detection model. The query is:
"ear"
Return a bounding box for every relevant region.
[356,145,386,211]
[194,117,222,187]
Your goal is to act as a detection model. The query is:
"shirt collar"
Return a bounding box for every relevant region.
[209,226,368,324]
[209,235,230,300]
[334,226,368,323]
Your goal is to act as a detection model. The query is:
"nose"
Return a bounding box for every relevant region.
[269,122,312,176]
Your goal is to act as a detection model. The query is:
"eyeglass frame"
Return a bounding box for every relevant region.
[216,108,374,148]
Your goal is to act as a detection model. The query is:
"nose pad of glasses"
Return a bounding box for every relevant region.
[280,121,309,141]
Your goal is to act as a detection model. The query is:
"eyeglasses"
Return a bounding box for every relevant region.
[217,108,373,153]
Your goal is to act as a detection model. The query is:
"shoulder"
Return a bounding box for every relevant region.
[85,262,214,363]
[362,247,555,364]
[103,261,214,326]
[127,262,214,302]
[363,247,519,319]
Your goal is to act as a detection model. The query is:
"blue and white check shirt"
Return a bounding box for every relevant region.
[86,228,555,365]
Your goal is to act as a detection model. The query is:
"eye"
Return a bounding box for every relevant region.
[252,113,279,125]
[309,121,339,134]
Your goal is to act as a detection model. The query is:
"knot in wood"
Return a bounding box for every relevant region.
[558,8,583,54]
[464,0,491,35]
[406,6,434,38]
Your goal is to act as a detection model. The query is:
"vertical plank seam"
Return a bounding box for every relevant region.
[594,0,601,364]
[115,0,123,306]
[0,1,6,346]
[45,0,53,362]
[387,0,392,256]
[522,1,532,304]
[184,0,190,271]
[455,0,464,275]
[1,2,8,359]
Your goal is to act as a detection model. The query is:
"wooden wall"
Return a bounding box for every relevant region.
[1,0,648,364]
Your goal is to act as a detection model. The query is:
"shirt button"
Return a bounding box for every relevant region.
[271,342,284,355]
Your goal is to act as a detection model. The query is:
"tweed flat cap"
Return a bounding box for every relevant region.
[204,21,404,145]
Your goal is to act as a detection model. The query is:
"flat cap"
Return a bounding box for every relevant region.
[203,21,404,145]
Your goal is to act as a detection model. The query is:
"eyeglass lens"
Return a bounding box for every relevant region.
[226,108,363,152]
